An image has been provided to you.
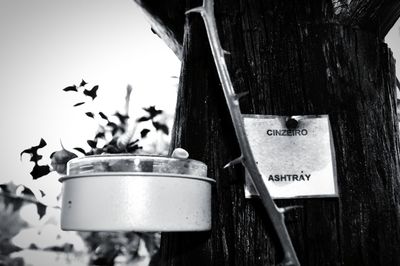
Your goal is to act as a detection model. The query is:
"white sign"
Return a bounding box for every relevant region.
[243,115,338,199]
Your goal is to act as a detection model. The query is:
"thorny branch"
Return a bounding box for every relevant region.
[185,0,300,265]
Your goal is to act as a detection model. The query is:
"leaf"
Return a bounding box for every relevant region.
[0,239,23,256]
[0,184,12,209]
[63,85,77,92]
[21,186,35,197]
[74,147,87,155]
[50,148,78,175]
[38,138,47,148]
[137,116,151,122]
[79,79,87,87]
[20,138,47,163]
[73,102,85,107]
[107,122,119,135]
[99,112,108,120]
[0,184,10,193]
[85,112,95,118]
[12,198,23,212]
[84,85,99,100]
[36,202,47,219]
[143,106,163,119]
[114,112,129,125]
[126,139,140,153]
[140,129,150,138]
[95,131,105,139]
[30,163,51,180]
[87,140,97,149]
[103,144,120,154]
[152,121,169,135]
[127,142,142,153]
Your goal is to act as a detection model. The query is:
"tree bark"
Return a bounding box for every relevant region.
[159,0,400,265]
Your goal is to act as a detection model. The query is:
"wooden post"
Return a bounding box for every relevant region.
[137,0,400,265]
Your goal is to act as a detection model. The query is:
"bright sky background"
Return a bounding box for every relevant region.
[386,19,400,80]
[0,1,399,254]
[0,0,181,204]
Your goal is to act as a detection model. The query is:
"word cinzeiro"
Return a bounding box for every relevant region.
[266,129,308,136]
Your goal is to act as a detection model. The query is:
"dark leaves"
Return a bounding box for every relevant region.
[152,121,169,135]
[0,184,10,193]
[63,85,78,92]
[87,140,97,149]
[137,116,151,122]
[50,148,78,175]
[74,147,87,155]
[143,106,163,118]
[0,240,23,256]
[86,112,95,118]
[20,138,47,163]
[21,187,34,197]
[115,112,129,125]
[73,102,85,107]
[107,122,120,135]
[140,129,150,138]
[99,112,108,120]
[0,183,48,218]
[127,144,141,153]
[127,140,141,153]
[63,80,99,107]
[102,144,120,154]
[36,202,47,219]
[30,164,51,180]
[137,106,168,136]
[79,79,87,87]
[137,106,163,123]
[0,185,13,210]
[84,85,99,100]
[12,198,23,212]
[114,112,129,125]
[95,131,105,139]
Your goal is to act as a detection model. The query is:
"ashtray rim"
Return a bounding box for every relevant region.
[59,172,216,183]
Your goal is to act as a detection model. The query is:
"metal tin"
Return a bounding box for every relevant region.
[60,155,214,231]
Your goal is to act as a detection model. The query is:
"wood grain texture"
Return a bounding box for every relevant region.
[135,0,400,56]
[159,0,400,265]
[335,0,400,37]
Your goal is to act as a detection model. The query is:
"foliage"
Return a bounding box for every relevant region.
[0,80,170,266]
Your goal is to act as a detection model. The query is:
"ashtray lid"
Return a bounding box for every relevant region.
[66,154,207,177]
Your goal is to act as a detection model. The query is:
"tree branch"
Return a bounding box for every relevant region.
[335,0,400,37]
[133,0,185,59]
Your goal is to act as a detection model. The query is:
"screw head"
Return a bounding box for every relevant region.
[286,118,298,129]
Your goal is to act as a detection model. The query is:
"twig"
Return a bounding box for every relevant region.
[186,1,300,265]
[118,85,137,149]
[125,84,133,115]
[0,191,60,209]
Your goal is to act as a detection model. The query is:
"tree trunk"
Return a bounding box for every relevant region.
[160,0,400,265]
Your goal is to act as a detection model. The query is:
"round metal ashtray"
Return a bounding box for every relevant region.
[60,154,214,232]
